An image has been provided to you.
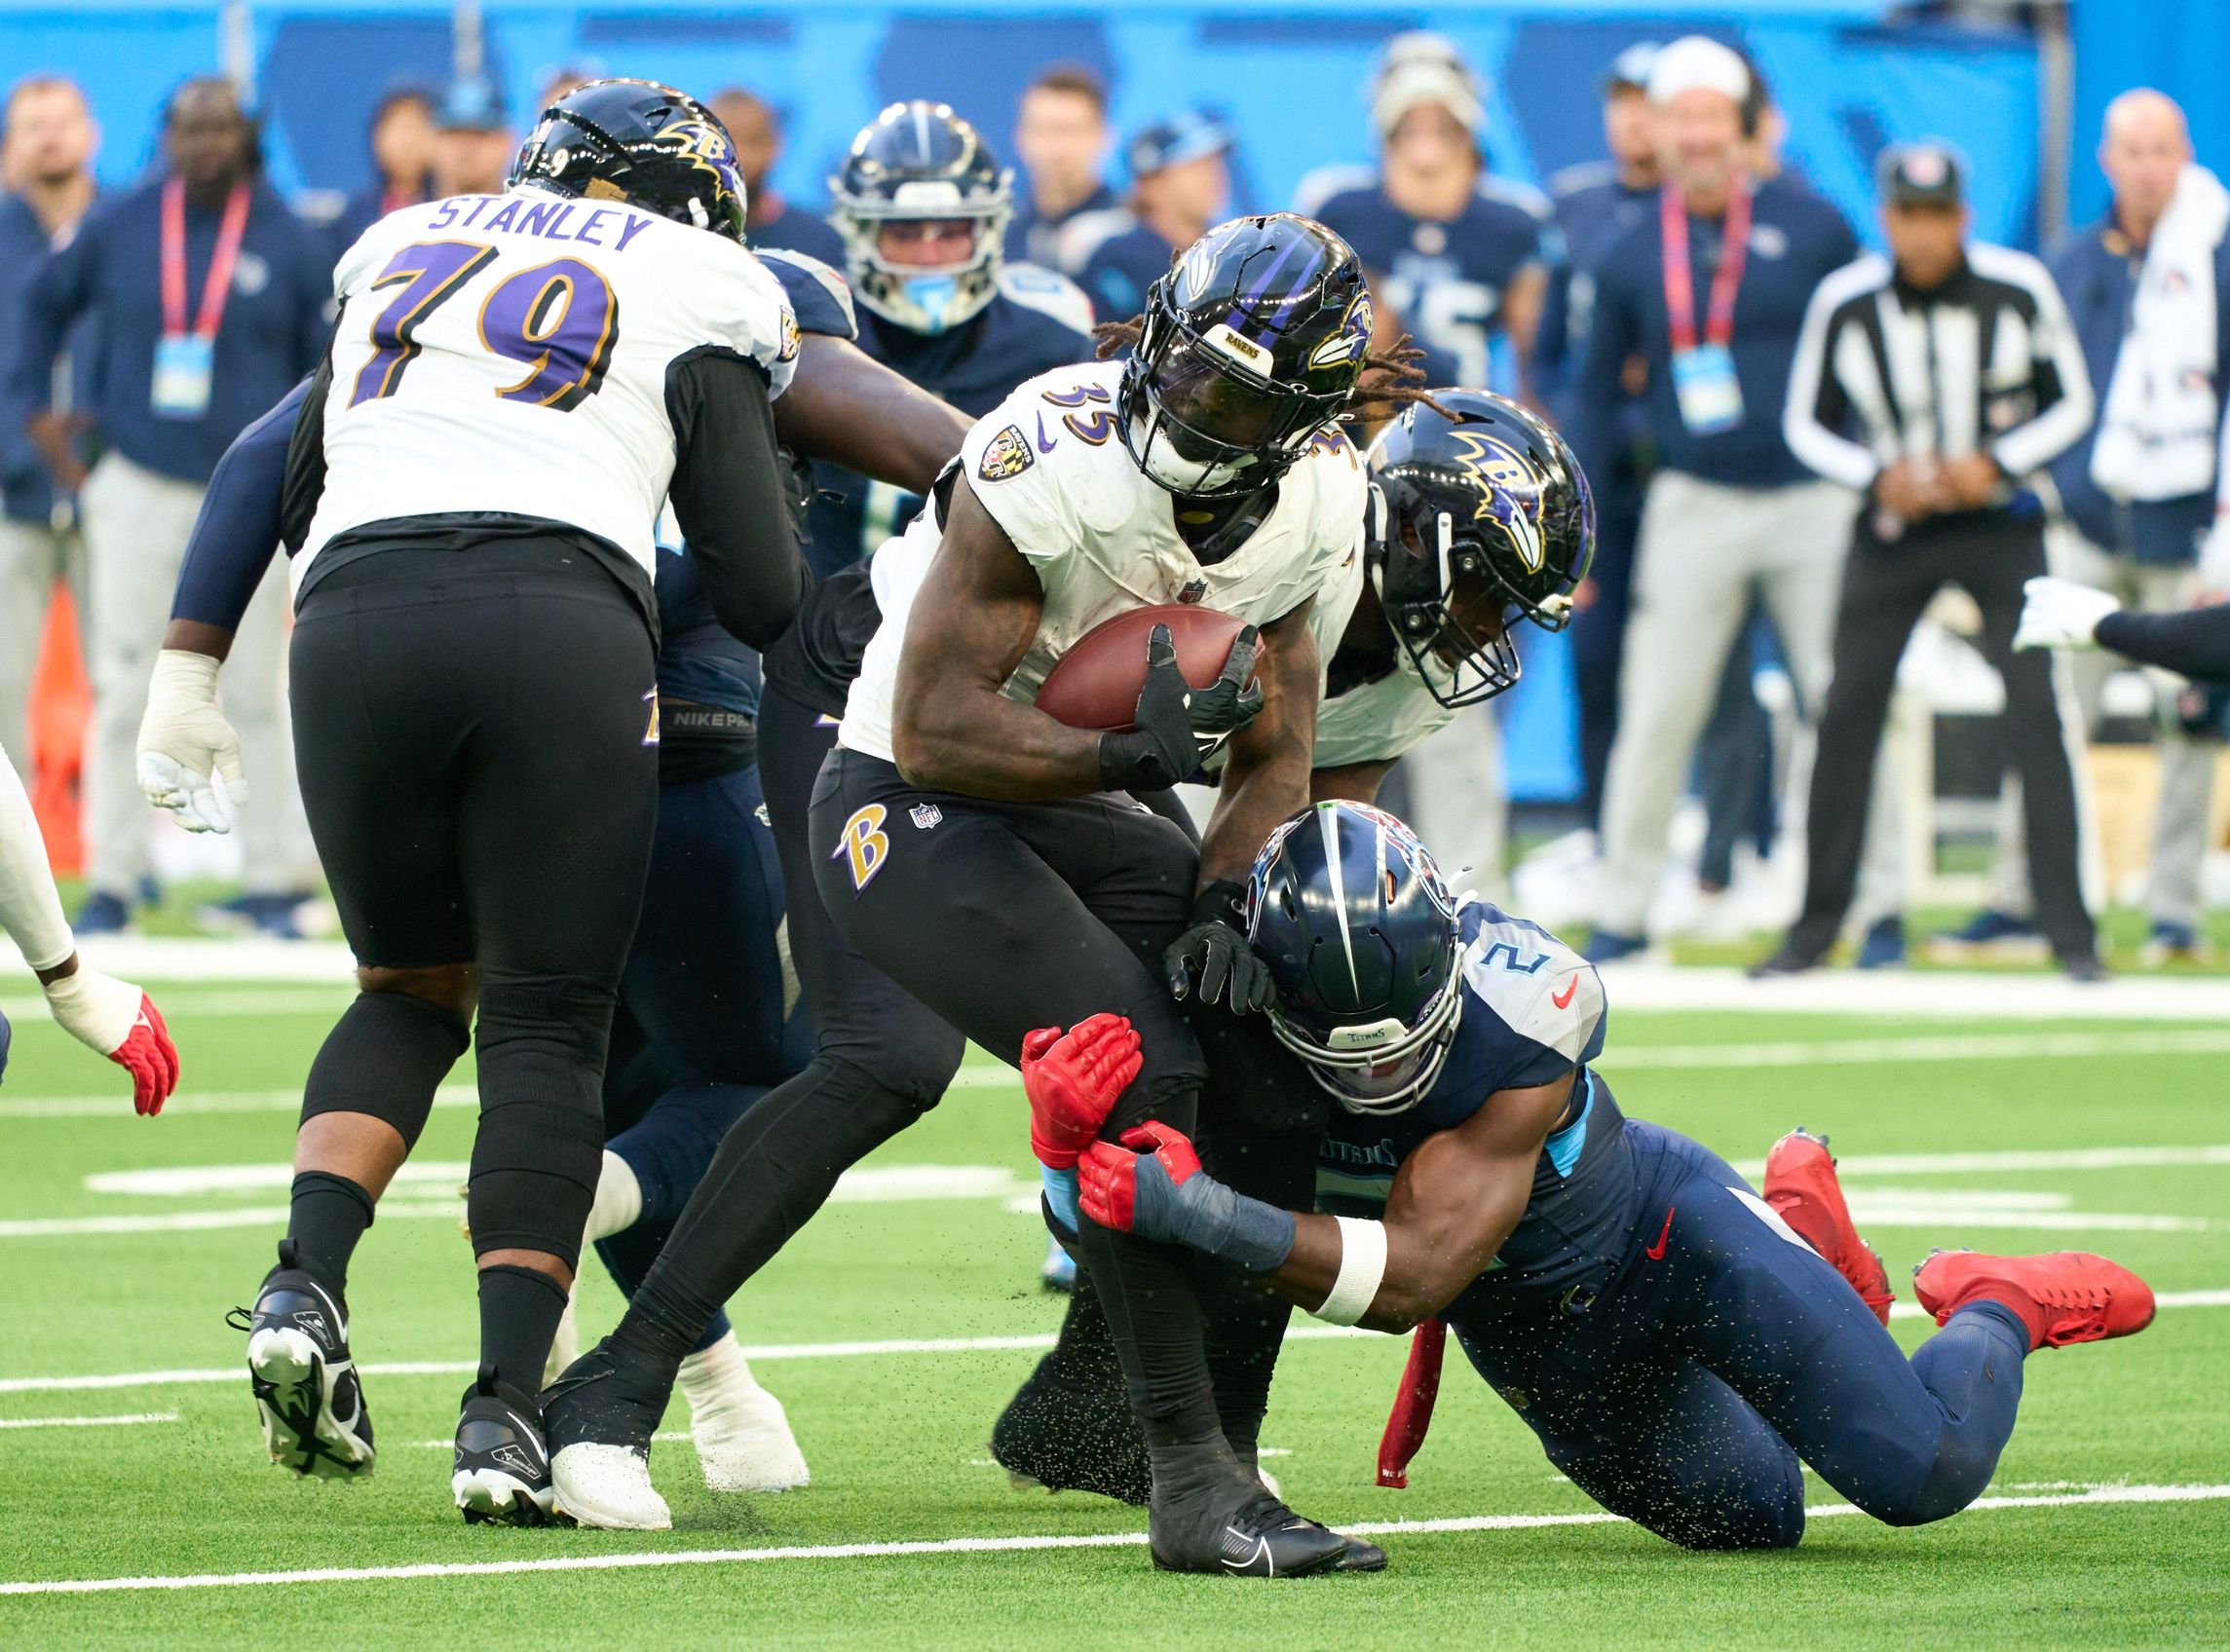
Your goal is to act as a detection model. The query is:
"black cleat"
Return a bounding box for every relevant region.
[991,1360,1151,1506]
[231,1242,375,1479]
[453,1366,561,1525]
[1152,1488,1355,1578]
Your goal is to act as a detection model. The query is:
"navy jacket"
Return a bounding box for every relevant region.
[1005,181,1119,272]
[1569,174,1860,494]
[8,176,330,485]
[1537,161,1654,418]
[0,193,98,524]
[1074,215,1174,322]
[2046,218,2230,565]
[747,198,846,269]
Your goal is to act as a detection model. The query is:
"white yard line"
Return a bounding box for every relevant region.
[1597,963,2230,1022]
[1727,1144,2230,1179]
[0,1411,176,1431]
[7,1293,2229,1398]
[3,1482,2224,1596]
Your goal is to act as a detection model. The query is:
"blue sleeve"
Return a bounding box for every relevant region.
[294,226,332,379]
[170,380,306,628]
[6,219,92,414]
[1567,247,1638,494]
[757,248,858,341]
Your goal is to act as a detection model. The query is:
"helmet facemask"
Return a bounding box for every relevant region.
[1372,483,1530,710]
[833,185,1009,334]
[1270,979,1464,1114]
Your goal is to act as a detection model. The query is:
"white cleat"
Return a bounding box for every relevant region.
[551,1442,672,1530]
[680,1331,810,1492]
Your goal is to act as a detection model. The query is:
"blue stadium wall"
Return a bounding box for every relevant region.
[2,0,2075,804]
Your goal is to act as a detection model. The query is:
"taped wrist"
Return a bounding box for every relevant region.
[1151,1163,1294,1273]
[1098,727,1187,794]
[1309,1216,1388,1326]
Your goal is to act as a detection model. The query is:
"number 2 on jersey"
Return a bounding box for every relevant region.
[349,239,622,412]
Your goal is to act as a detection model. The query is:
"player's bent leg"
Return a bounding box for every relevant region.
[1763,1129,1893,1325]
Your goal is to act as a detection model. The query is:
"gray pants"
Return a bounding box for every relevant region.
[1400,701,1506,899]
[78,451,315,897]
[1986,523,2217,930]
[0,512,83,776]
[1596,471,1861,937]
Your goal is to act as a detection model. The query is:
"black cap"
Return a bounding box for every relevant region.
[1879,141,1965,208]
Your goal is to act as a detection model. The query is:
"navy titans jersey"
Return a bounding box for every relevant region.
[656,248,859,719]
[1316,899,1636,1305]
[1309,179,1547,390]
[804,264,1094,576]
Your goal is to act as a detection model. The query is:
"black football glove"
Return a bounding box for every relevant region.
[1165,880,1274,1014]
[1097,624,1264,794]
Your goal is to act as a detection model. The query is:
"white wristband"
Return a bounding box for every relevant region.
[1311,1216,1388,1326]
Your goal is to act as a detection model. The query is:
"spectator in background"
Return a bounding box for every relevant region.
[709,87,844,265]
[1959,90,2229,966]
[1071,111,1231,321]
[1005,63,1118,272]
[1303,33,1549,394]
[430,78,513,198]
[1571,37,1863,962]
[0,75,97,777]
[324,83,435,262]
[1539,43,1660,853]
[1758,143,2099,980]
[9,75,325,935]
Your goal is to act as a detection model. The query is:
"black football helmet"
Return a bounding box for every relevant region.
[1245,801,1463,1115]
[1118,213,1372,497]
[510,78,747,241]
[830,101,1012,335]
[1366,390,1595,708]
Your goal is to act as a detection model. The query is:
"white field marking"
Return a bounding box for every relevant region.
[1846,1207,2207,1233]
[86,1162,474,1197]
[1726,1143,2230,1179]
[11,1295,2230,1398]
[1606,1028,2230,1070]
[11,1165,1031,1239]
[1,935,357,984]
[0,1085,476,1120]
[1596,962,2230,1022]
[0,990,347,1020]
[409,1430,690,1449]
[6,1483,2228,1596]
[0,1411,176,1431]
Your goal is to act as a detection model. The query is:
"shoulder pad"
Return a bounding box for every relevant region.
[756,247,858,342]
[998,263,1097,338]
[1458,904,1604,1066]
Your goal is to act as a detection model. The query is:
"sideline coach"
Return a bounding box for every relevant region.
[1760,144,2101,978]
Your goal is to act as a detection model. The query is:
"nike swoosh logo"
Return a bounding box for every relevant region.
[1551,977,1579,1010]
[1221,1529,1273,1575]
[1644,1204,1676,1260]
[1035,411,1059,454]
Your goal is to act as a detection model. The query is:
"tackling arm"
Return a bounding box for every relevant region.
[888,477,1108,799]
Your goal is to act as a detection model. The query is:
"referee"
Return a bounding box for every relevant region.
[1758,143,2102,978]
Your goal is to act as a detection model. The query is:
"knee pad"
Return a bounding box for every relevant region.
[301,991,470,1148]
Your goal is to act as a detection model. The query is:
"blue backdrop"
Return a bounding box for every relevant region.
[0,0,2091,803]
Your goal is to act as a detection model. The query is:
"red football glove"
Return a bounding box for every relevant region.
[43,968,180,1117]
[1021,1012,1142,1170]
[111,995,180,1117]
[1077,1120,1201,1232]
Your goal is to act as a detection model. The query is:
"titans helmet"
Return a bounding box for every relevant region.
[1245,801,1463,1115]
[1117,213,1372,497]
[830,101,1012,335]
[1366,390,1595,709]
[509,78,748,242]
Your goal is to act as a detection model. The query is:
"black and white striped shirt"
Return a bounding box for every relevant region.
[1783,243,2094,493]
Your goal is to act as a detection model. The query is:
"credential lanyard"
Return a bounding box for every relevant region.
[160,179,251,343]
[1660,181,1752,353]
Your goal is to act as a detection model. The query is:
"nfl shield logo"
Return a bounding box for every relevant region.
[1177,579,1208,605]
[910,804,943,830]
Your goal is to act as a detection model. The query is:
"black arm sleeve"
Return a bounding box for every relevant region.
[278,334,337,554]
[664,348,811,648]
[170,379,307,628]
[2095,606,2230,687]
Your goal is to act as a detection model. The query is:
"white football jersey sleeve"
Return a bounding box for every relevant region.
[838,358,1369,765]
[296,188,799,592]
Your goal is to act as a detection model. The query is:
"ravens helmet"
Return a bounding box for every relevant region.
[1367,390,1595,709]
[1245,801,1463,1115]
[1117,213,1372,497]
[830,101,1012,335]
[510,78,748,241]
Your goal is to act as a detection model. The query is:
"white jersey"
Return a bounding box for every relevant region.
[297,187,799,592]
[1312,640,1459,770]
[838,358,1369,763]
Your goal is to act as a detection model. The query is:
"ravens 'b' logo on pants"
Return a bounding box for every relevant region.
[832,804,890,891]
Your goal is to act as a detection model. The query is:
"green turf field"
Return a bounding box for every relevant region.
[1,983,2225,1649]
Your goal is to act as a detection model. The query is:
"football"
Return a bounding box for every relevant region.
[1033,601,1252,732]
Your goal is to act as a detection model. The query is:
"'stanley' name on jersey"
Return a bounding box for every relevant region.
[426,194,659,252]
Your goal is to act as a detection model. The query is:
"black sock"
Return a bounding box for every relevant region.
[284,1171,375,1290]
[477,1263,571,1396]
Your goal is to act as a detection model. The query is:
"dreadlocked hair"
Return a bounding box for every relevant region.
[1090,319,1454,421]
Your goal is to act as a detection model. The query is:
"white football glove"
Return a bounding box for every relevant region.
[2014,577,2122,653]
[135,649,246,834]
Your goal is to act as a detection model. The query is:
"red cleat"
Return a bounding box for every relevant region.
[1763,1129,1894,1326]
[1912,1249,2157,1351]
